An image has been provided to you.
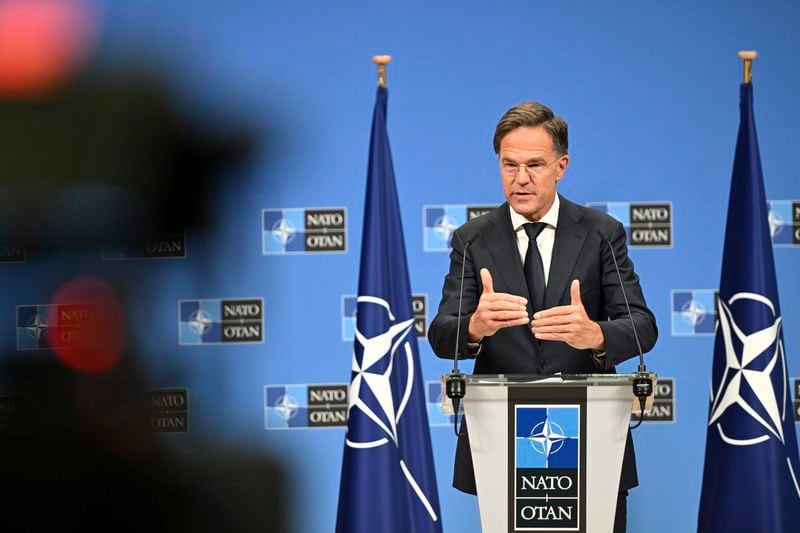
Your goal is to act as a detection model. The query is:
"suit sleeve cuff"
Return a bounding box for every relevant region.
[467,337,485,357]
[457,313,479,359]
[596,321,614,370]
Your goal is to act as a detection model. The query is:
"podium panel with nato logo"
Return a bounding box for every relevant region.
[463,374,646,533]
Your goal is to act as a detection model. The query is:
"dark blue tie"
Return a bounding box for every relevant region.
[523,222,548,313]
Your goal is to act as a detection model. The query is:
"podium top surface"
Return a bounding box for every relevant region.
[464,373,651,387]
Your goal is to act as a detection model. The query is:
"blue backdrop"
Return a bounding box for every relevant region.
[3,1,800,532]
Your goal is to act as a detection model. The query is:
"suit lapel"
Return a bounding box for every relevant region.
[484,204,532,312]
[545,195,589,308]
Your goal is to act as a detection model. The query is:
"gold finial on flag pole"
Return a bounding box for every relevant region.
[372,55,392,88]
[738,51,757,84]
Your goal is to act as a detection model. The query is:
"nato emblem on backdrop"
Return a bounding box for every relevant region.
[768,200,800,246]
[147,388,189,433]
[178,298,263,345]
[16,305,50,350]
[631,378,675,423]
[16,303,97,350]
[587,201,673,247]
[423,204,497,251]
[262,207,347,254]
[793,379,800,423]
[671,289,718,336]
[102,232,187,260]
[264,384,348,429]
[342,293,428,341]
[0,245,25,263]
[515,405,581,530]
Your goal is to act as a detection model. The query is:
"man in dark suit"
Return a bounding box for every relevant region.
[428,102,657,532]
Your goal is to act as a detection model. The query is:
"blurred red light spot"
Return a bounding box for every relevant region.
[47,276,125,373]
[0,0,97,96]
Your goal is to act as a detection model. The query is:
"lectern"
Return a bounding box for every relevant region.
[463,374,646,533]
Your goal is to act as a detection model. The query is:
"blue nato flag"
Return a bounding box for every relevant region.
[698,82,800,531]
[335,86,442,533]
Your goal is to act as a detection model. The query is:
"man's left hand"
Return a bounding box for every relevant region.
[530,279,605,351]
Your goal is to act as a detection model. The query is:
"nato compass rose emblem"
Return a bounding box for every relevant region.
[25,313,49,341]
[681,298,707,328]
[708,291,799,500]
[273,394,299,421]
[768,207,784,240]
[188,309,213,336]
[433,215,458,247]
[346,295,438,521]
[527,417,568,459]
[271,217,297,246]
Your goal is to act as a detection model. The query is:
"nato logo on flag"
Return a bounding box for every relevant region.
[264,384,348,429]
[423,205,497,251]
[587,201,673,247]
[262,207,347,254]
[514,405,580,530]
[671,289,717,336]
[768,200,800,246]
[342,294,428,341]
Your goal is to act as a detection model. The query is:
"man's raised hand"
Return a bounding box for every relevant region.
[467,268,529,341]
[530,279,605,351]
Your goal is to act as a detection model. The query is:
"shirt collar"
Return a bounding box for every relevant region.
[509,194,560,232]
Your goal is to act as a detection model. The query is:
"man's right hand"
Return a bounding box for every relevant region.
[468,268,529,341]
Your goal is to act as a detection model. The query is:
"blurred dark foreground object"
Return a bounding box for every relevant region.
[0,356,286,532]
[0,72,254,251]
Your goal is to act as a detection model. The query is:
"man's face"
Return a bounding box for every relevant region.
[498,126,569,221]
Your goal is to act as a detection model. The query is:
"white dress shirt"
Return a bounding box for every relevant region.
[509,194,560,286]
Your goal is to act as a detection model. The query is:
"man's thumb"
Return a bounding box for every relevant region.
[570,279,582,306]
[480,268,494,294]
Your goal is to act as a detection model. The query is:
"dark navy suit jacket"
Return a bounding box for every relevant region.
[428,195,658,494]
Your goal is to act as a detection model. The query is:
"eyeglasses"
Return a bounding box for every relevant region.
[500,156,564,178]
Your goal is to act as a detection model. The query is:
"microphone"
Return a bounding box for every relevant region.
[444,232,478,437]
[596,229,653,429]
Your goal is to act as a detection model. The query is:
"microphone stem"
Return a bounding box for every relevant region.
[604,239,646,372]
[599,231,654,429]
[453,240,473,370]
[447,237,473,438]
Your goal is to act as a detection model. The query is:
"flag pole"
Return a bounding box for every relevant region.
[738,50,757,84]
[372,55,392,88]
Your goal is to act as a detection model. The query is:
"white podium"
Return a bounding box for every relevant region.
[463,374,643,533]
